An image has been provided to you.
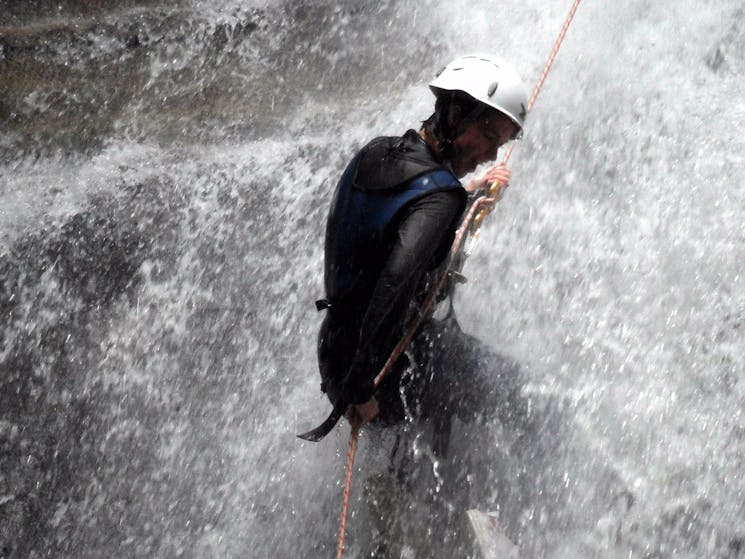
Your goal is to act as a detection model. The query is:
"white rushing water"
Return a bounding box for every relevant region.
[1,0,743,557]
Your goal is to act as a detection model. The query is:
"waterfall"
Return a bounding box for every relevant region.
[1,1,743,557]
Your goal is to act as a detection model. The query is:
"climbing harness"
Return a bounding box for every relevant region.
[331,1,584,556]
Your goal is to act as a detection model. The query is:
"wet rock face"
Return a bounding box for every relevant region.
[0,207,142,557]
[47,206,145,306]
[0,178,182,557]
[0,194,149,319]
[0,5,266,158]
[1,0,175,25]
[0,0,435,159]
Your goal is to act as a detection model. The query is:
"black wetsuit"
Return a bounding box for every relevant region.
[317,130,525,432]
[317,130,460,420]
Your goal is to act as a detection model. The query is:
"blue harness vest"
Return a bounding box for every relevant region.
[323,153,463,310]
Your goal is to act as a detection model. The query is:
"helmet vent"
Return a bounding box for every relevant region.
[488,82,498,96]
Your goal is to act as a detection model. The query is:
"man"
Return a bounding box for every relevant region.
[302,53,529,442]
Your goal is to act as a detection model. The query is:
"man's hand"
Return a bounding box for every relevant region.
[466,161,512,197]
[347,396,379,428]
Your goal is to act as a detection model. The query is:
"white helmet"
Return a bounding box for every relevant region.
[429,53,529,137]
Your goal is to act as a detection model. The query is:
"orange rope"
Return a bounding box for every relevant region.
[335,425,359,559]
[528,0,583,113]
[333,1,583,555]
[472,0,583,230]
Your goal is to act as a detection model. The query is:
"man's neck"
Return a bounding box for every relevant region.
[418,129,442,159]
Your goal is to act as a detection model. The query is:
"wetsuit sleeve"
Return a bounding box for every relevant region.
[341,189,464,404]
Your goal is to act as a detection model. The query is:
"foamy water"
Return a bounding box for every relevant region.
[1,1,743,557]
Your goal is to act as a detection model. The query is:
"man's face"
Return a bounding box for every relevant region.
[450,115,517,178]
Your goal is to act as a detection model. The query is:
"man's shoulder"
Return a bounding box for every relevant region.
[353,130,454,192]
[357,131,413,156]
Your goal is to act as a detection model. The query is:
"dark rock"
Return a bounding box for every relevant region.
[124,33,141,49]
